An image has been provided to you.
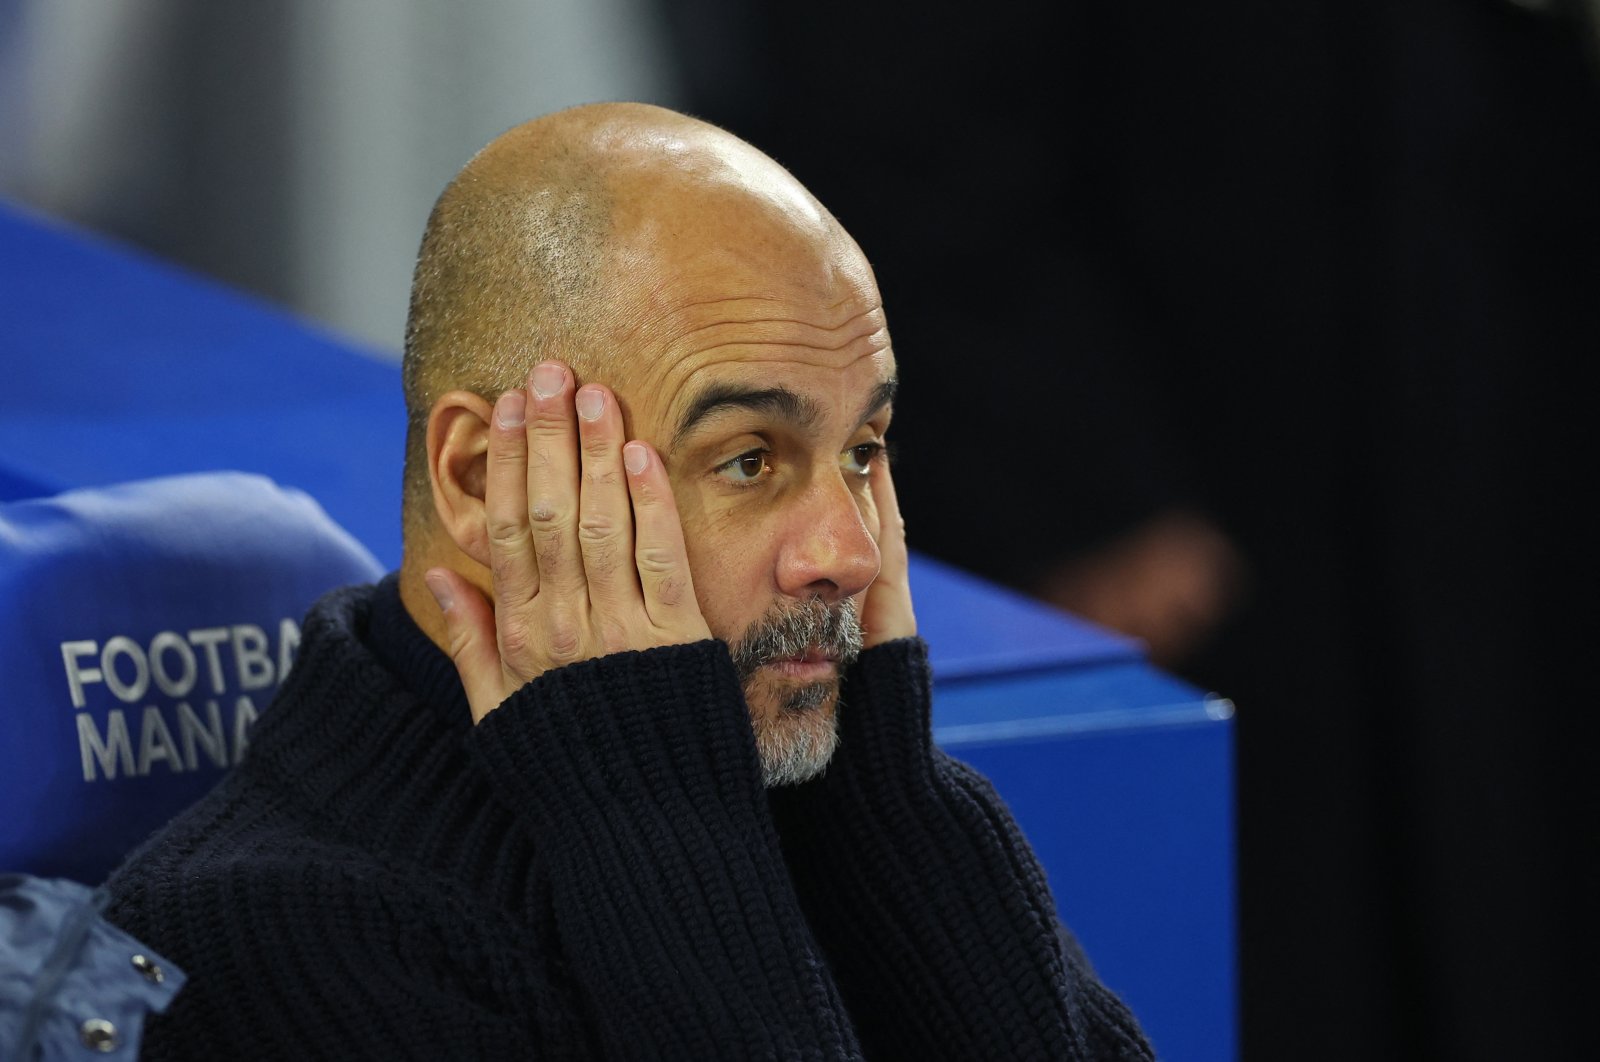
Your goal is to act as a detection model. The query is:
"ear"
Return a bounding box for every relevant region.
[427,390,496,568]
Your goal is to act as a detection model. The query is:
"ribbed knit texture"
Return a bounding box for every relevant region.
[768,639,1154,1061]
[104,576,1152,1060]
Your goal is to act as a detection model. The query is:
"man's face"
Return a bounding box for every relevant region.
[603,203,895,785]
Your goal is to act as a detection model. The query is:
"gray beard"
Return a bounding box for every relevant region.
[749,694,839,787]
[728,598,862,787]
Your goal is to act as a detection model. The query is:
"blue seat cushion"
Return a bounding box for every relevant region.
[0,472,383,883]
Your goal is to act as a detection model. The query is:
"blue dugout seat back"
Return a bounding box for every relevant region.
[0,472,384,884]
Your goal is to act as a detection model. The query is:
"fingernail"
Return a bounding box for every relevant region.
[623,442,649,475]
[531,362,565,399]
[575,387,605,422]
[423,570,454,613]
[496,390,525,428]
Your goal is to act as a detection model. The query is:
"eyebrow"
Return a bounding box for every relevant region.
[672,376,898,449]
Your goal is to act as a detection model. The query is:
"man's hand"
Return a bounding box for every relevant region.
[861,456,917,647]
[424,361,713,723]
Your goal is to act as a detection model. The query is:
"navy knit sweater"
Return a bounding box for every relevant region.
[106,576,1152,1060]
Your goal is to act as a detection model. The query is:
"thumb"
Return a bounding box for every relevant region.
[424,568,507,723]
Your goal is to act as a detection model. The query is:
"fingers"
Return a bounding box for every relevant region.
[424,568,504,723]
[524,362,586,604]
[574,384,641,633]
[863,457,917,645]
[435,362,713,724]
[869,456,909,567]
[484,389,538,608]
[624,441,709,638]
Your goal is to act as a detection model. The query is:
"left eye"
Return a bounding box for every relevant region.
[841,442,884,475]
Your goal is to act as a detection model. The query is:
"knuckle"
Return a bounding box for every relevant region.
[486,517,527,551]
[577,515,623,576]
[544,615,584,663]
[489,441,525,467]
[498,619,532,661]
[577,512,619,543]
[635,544,679,577]
[529,415,570,440]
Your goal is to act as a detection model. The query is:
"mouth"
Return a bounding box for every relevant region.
[762,647,839,682]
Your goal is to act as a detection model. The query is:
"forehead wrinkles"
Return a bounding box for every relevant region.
[602,211,891,433]
[656,345,895,453]
[664,297,890,361]
[648,301,891,424]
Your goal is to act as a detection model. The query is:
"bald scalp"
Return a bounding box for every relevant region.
[399,102,843,540]
[400,128,614,533]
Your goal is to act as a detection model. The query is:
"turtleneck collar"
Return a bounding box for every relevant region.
[364,571,473,728]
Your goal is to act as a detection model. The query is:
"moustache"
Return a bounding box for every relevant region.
[728,598,864,682]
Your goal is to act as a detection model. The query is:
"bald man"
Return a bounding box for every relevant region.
[106,103,1153,1061]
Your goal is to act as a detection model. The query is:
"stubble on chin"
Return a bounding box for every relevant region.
[727,597,861,788]
[745,676,841,788]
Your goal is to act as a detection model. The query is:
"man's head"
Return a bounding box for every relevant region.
[399,103,897,785]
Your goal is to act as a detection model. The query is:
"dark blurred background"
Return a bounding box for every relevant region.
[4,1,1596,1057]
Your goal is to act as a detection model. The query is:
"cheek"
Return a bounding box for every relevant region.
[674,486,775,642]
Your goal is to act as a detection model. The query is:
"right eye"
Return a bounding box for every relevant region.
[714,448,772,486]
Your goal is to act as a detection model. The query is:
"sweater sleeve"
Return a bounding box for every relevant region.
[466,639,862,1062]
[767,638,1155,1062]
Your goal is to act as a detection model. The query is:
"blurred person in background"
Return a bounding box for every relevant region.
[663,0,1599,1057]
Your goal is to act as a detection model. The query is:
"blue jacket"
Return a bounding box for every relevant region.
[0,874,184,1061]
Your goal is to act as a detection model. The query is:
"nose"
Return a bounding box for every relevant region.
[774,478,881,604]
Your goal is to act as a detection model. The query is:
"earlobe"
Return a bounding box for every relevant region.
[427,391,495,567]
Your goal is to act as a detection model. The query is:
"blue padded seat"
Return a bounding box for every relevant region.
[0,472,383,884]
